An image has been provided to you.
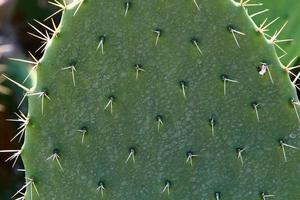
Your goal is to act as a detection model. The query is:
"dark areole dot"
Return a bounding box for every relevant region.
[209,118,215,126]
[179,80,188,87]
[226,25,235,32]
[98,181,105,187]
[154,28,162,34]
[186,151,193,157]
[278,139,285,145]
[220,74,228,81]
[124,1,131,9]
[236,147,243,153]
[69,61,77,67]
[42,88,49,96]
[156,115,163,122]
[53,148,60,154]
[135,64,143,69]
[290,97,295,102]
[215,192,221,198]
[129,147,136,154]
[190,37,199,44]
[80,126,88,133]
[165,180,171,186]
[251,102,259,109]
[99,35,106,43]
[108,95,116,101]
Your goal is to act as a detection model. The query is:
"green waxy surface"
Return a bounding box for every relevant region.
[21,0,300,199]
[251,0,300,65]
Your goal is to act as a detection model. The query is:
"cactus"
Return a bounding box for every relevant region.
[2,0,300,199]
[251,0,300,65]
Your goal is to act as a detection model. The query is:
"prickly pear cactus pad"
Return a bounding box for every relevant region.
[251,0,300,65]
[5,0,300,199]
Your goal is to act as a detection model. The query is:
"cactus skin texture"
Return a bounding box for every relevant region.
[6,0,300,199]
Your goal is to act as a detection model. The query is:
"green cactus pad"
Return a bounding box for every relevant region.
[251,0,300,65]
[16,0,300,199]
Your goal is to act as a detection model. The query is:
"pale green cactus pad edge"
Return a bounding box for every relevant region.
[11,0,300,199]
[252,0,300,65]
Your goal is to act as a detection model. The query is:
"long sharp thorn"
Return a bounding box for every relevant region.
[229,27,245,48]
[0,149,22,167]
[44,8,63,21]
[292,72,300,84]
[284,56,298,71]
[250,9,268,18]
[34,19,55,33]
[193,0,200,11]
[73,0,84,16]
[1,74,30,92]
[162,181,170,195]
[124,2,130,16]
[28,23,48,39]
